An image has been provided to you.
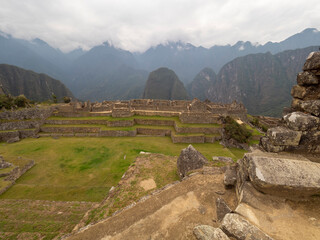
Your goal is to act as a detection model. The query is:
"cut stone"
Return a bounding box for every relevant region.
[177,145,208,178]
[221,213,273,240]
[303,51,320,71]
[297,71,319,86]
[259,136,285,153]
[224,165,237,188]
[243,152,320,199]
[283,112,320,131]
[266,126,301,146]
[291,85,307,99]
[216,198,232,222]
[300,100,320,116]
[193,225,230,240]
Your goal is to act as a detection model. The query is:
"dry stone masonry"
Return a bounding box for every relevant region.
[261,51,320,153]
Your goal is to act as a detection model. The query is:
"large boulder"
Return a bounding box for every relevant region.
[283,112,320,131]
[193,225,230,240]
[241,152,320,199]
[297,71,319,86]
[177,145,208,178]
[216,198,232,222]
[292,99,320,116]
[266,126,301,146]
[303,52,320,71]
[259,137,285,153]
[221,213,273,240]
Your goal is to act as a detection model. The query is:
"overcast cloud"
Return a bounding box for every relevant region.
[0,0,319,52]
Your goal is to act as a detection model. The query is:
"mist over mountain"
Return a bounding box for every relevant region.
[189,46,319,117]
[143,68,188,100]
[0,64,74,102]
[0,28,319,113]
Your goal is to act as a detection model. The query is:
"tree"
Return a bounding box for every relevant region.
[52,93,57,103]
[63,96,71,103]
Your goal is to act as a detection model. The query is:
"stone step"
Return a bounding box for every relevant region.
[238,151,320,199]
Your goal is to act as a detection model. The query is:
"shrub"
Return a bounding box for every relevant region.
[52,93,57,103]
[63,96,71,103]
[0,94,14,109]
[14,94,29,108]
[224,116,252,143]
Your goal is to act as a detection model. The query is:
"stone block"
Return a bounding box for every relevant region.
[193,225,230,240]
[283,111,320,131]
[297,71,319,85]
[224,165,237,188]
[177,145,208,178]
[266,126,301,146]
[221,213,273,240]
[300,100,320,116]
[259,137,285,152]
[243,152,320,198]
[216,198,232,222]
[303,51,320,71]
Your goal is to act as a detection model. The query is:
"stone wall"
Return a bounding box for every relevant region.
[45,119,108,125]
[54,99,247,122]
[136,128,171,136]
[107,120,134,127]
[100,130,137,137]
[0,107,54,121]
[0,159,35,195]
[174,124,221,134]
[179,113,221,124]
[0,120,40,131]
[134,119,175,126]
[171,135,205,143]
[260,51,320,153]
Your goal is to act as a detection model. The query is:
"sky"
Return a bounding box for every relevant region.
[0,0,319,52]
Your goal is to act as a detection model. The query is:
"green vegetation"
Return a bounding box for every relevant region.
[247,114,268,132]
[0,94,30,110]
[0,137,244,202]
[224,116,252,143]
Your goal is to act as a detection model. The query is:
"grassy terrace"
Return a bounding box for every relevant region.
[0,137,245,203]
[47,115,221,128]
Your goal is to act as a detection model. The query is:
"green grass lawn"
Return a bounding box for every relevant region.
[0,137,245,202]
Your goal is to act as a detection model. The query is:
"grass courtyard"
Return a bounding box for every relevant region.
[0,136,245,202]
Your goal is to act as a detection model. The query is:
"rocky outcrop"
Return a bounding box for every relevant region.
[261,51,320,153]
[177,145,208,178]
[221,213,273,240]
[193,225,230,240]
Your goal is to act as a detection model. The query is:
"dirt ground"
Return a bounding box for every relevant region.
[67,170,237,240]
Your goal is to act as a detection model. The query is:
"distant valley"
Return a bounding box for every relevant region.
[0,28,320,116]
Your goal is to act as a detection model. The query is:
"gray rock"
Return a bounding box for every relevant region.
[212,156,234,164]
[193,225,230,240]
[259,137,285,153]
[291,84,320,100]
[297,71,319,86]
[216,198,232,222]
[266,126,301,146]
[6,136,20,143]
[292,98,320,116]
[224,165,237,188]
[300,100,320,116]
[0,156,12,169]
[283,112,320,131]
[177,145,208,178]
[243,152,320,199]
[221,213,273,240]
[303,51,320,71]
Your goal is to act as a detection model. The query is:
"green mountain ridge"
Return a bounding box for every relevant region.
[0,64,74,102]
[143,68,189,100]
[189,46,319,117]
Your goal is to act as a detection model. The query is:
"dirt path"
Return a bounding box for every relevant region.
[66,172,237,240]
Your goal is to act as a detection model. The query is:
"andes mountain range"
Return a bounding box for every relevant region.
[0,28,320,116]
